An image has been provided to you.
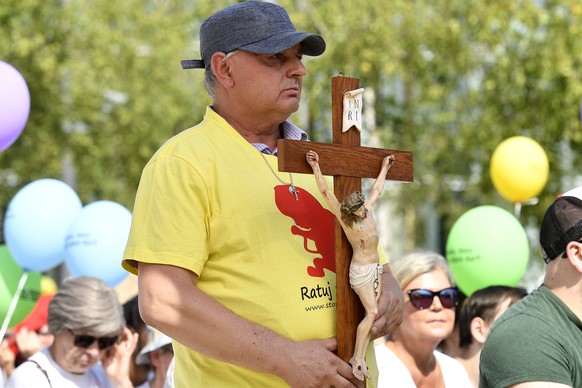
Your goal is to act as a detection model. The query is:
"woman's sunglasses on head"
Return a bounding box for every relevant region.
[406,287,459,310]
[69,330,119,350]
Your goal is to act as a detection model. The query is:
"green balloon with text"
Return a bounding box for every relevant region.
[445,206,529,296]
[0,245,41,327]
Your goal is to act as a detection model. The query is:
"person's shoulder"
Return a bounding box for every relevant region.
[6,356,49,387]
[375,343,415,386]
[481,291,553,363]
[374,341,398,363]
[486,308,544,345]
[434,351,473,387]
[155,122,209,153]
[9,359,38,375]
[488,287,557,336]
[153,109,242,161]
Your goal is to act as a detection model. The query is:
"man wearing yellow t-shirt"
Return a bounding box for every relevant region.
[122,2,403,387]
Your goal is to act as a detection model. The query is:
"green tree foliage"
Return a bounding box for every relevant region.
[0,0,227,207]
[1,0,582,253]
[287,0,582,249]
[61,0,203,205]
[0,0,70,201]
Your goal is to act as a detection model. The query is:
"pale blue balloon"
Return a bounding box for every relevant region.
[64,201,131,287]
[4,179,82,272]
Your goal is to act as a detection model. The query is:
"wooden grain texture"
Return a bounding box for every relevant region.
[330,75,363,367]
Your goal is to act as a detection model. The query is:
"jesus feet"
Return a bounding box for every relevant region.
[349,357,371,381]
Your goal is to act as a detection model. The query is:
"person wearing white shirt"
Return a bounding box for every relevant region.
[375,251,472,387]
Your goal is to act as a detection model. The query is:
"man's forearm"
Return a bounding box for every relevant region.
[138,263,292,377]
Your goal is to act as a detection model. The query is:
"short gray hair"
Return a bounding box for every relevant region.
[391,251,455,290]
[204,68,217,99]
[48,276,125,336]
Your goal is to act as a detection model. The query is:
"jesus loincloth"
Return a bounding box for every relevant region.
[349,262,383,290]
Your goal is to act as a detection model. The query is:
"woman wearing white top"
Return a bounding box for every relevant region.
[375,251,473,388]
[6,277,138,388]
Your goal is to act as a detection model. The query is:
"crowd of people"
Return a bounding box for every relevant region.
[2,1,581,387]
[4,276,138,387]
[0,279,173,388]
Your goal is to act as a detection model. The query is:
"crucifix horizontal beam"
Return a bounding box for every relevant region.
[277,139,413,181]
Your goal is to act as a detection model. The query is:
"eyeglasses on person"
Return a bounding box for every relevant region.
[69,330,119,350]
[406,287,459,310]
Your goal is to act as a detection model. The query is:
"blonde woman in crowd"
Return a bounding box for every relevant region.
[375,251,472,387]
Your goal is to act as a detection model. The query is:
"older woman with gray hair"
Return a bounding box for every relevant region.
[6,276,138,388]
[374,251,473,387]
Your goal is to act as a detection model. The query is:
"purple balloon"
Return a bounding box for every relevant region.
[0,61,30,152]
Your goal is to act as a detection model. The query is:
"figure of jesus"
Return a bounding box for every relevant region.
[306,150,395,381]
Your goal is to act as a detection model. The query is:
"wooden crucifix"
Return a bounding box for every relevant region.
[278,75,413,373]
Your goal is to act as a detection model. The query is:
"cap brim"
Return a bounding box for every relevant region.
[181,32,325,70]
[181,59,205,70]
[239,32,326,57]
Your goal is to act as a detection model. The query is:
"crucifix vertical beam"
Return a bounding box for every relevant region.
[277,75,413,379]
[331,75,363,362]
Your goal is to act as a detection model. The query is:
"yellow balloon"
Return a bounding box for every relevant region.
[490,136,549,203]
[40,275,58,296]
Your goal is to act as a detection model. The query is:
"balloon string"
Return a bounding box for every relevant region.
[0,271,29,341]
[514,202,522,219]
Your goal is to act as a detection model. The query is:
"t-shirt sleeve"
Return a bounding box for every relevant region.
[123,154,210,276]
[479,313,574,388]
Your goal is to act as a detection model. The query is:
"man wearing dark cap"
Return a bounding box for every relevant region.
[122,1,403,387]
[479,195,582,388]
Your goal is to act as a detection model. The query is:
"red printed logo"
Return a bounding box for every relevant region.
[274,185,336,277]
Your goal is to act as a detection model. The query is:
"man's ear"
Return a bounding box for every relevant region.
[470,317,488,345]
[209,52,234,88]
[565,241,582,273]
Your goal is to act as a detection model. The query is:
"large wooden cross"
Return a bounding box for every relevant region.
[278,75,413,367]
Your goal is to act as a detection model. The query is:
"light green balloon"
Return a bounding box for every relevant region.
[0,245,41,328]
[445,206,529,296]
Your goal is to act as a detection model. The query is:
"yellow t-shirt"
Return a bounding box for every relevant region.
[123,107,386,387]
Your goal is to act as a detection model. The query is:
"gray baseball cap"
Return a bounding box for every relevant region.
[181,1,326,70]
